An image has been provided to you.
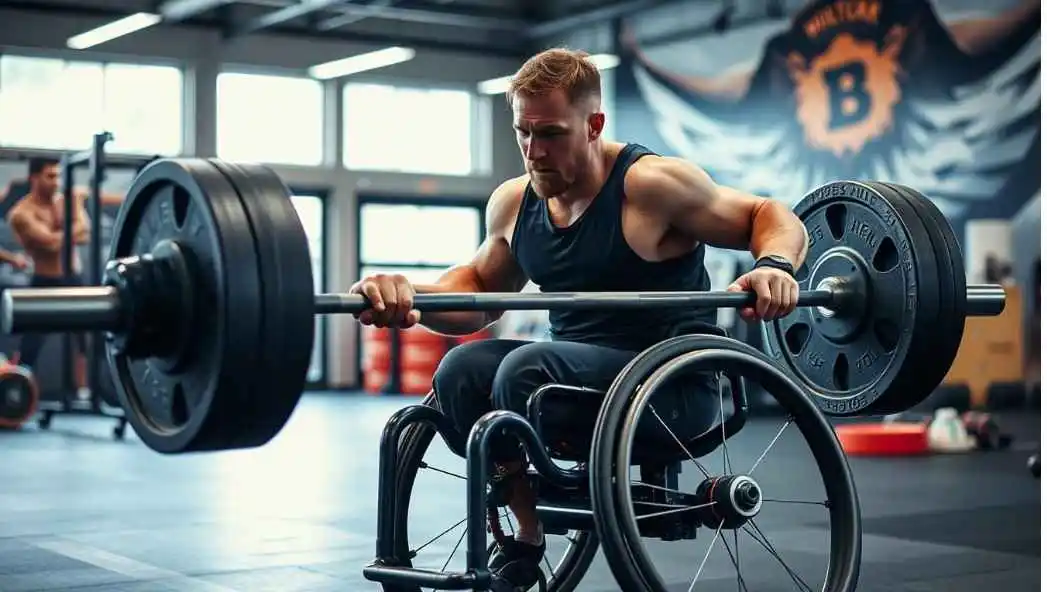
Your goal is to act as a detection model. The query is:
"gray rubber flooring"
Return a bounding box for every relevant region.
[0,393,1039,591]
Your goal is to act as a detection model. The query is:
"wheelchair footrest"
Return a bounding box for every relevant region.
[363,562,490,590]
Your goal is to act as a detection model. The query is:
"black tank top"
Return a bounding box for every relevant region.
[509,143,718,352]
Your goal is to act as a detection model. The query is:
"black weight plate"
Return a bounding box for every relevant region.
[208,159,314,448]
[106,159,264,453]
[0,365,37,428]
[889,183,967,403]
[863,182,943,414]
[763,180,940,416]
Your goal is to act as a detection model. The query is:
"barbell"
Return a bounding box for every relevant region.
[0,159,1005,454]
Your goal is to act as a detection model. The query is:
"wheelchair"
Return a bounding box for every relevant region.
[363,333,862,591]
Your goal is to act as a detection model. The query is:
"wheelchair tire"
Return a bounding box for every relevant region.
[384,392,600,592]
[590,334,862,592]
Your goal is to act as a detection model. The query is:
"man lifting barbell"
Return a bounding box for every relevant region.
[350,48,808,591]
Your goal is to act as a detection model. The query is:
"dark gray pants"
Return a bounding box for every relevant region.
[432,338,721,462]
[19,274,87,370]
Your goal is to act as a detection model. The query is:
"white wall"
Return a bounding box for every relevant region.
[0,5,527,387]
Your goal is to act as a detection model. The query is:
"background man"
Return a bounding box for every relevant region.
[8,157,91,397]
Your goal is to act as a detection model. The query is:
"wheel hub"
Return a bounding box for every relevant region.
[694,475,763,529]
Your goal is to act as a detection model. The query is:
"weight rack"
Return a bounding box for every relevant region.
[37,131,155,438]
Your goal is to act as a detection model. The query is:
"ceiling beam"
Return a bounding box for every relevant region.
[310,0,391,31]
[313,2,528,32]
[268,22,525,55]
[233,0,351,36]
[525,0,678,39]
[159,0,236,21]
[0,0,524,57]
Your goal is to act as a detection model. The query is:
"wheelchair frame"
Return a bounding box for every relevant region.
[362,333,863,592]
[362,366,750,590]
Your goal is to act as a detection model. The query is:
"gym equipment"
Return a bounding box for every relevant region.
[1028,452,1040,478]
[31,131,146,440]
[0,159,1006,455]
[765,180,975,416]
[885,410,1013,450]
[834,422,931,456]
[0,158,1007,591]
[0,362,38,430]
[368,335,862,591]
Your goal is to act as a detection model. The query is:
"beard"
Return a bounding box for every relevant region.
[529,170,569,199]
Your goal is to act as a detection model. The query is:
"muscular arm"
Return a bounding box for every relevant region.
[411,177,530,335]
[67,192,91,245]
[626,157,808,268]
[9,210,62,254]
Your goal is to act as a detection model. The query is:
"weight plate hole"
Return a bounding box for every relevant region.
[873,319,899,353]
[825,203,847,241]
[172,186,190,230]
[832,354,849,390]
[784,323,811,355]
[872,237,899,272]
[171,383,189,427]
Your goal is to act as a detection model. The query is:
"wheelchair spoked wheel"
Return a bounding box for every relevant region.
[386,393,599,592]
[591,335,862,592]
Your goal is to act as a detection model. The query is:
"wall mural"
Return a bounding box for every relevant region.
[615,0,1040,230]
[601,0,1042,404]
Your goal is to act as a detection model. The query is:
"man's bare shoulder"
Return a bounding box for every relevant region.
[6,198,33,223]
[625,154,697,188]
[623,155,712,210]
[485,174,529,236]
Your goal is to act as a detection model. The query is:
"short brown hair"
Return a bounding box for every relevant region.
[28,157,59,177]
[507,48,602,106]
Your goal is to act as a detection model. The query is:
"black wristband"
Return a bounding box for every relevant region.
[753,255,795,276]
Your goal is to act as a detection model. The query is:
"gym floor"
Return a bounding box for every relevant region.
[0,394,1039,592]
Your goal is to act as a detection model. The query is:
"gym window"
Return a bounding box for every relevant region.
[342,83,488,176]
[359,202,482,268]
[216,71,324,166]
[0,55,183,155]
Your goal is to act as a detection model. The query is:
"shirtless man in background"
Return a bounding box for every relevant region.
[8,157,90,394]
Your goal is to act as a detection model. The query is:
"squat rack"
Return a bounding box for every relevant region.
[37,131,154,438]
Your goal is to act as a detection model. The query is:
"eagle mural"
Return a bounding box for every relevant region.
[616,0,1040,221]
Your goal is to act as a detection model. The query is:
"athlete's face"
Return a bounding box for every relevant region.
[512,89,605,198]
[30,164,59,200]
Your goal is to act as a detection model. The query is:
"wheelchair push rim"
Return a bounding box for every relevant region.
[387,392,599,592]
[591,334,862,592]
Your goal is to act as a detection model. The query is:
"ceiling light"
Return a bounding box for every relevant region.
[309,47,416,80]
[477,75,513,95]
[66,12,162,50]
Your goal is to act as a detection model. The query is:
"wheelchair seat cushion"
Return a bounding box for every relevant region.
[531,370,722,463]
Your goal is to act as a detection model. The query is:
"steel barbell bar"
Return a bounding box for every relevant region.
[0,279,1006,335]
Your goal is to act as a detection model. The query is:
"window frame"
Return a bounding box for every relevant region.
[340,79,491,177]
[0,50,186,156]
